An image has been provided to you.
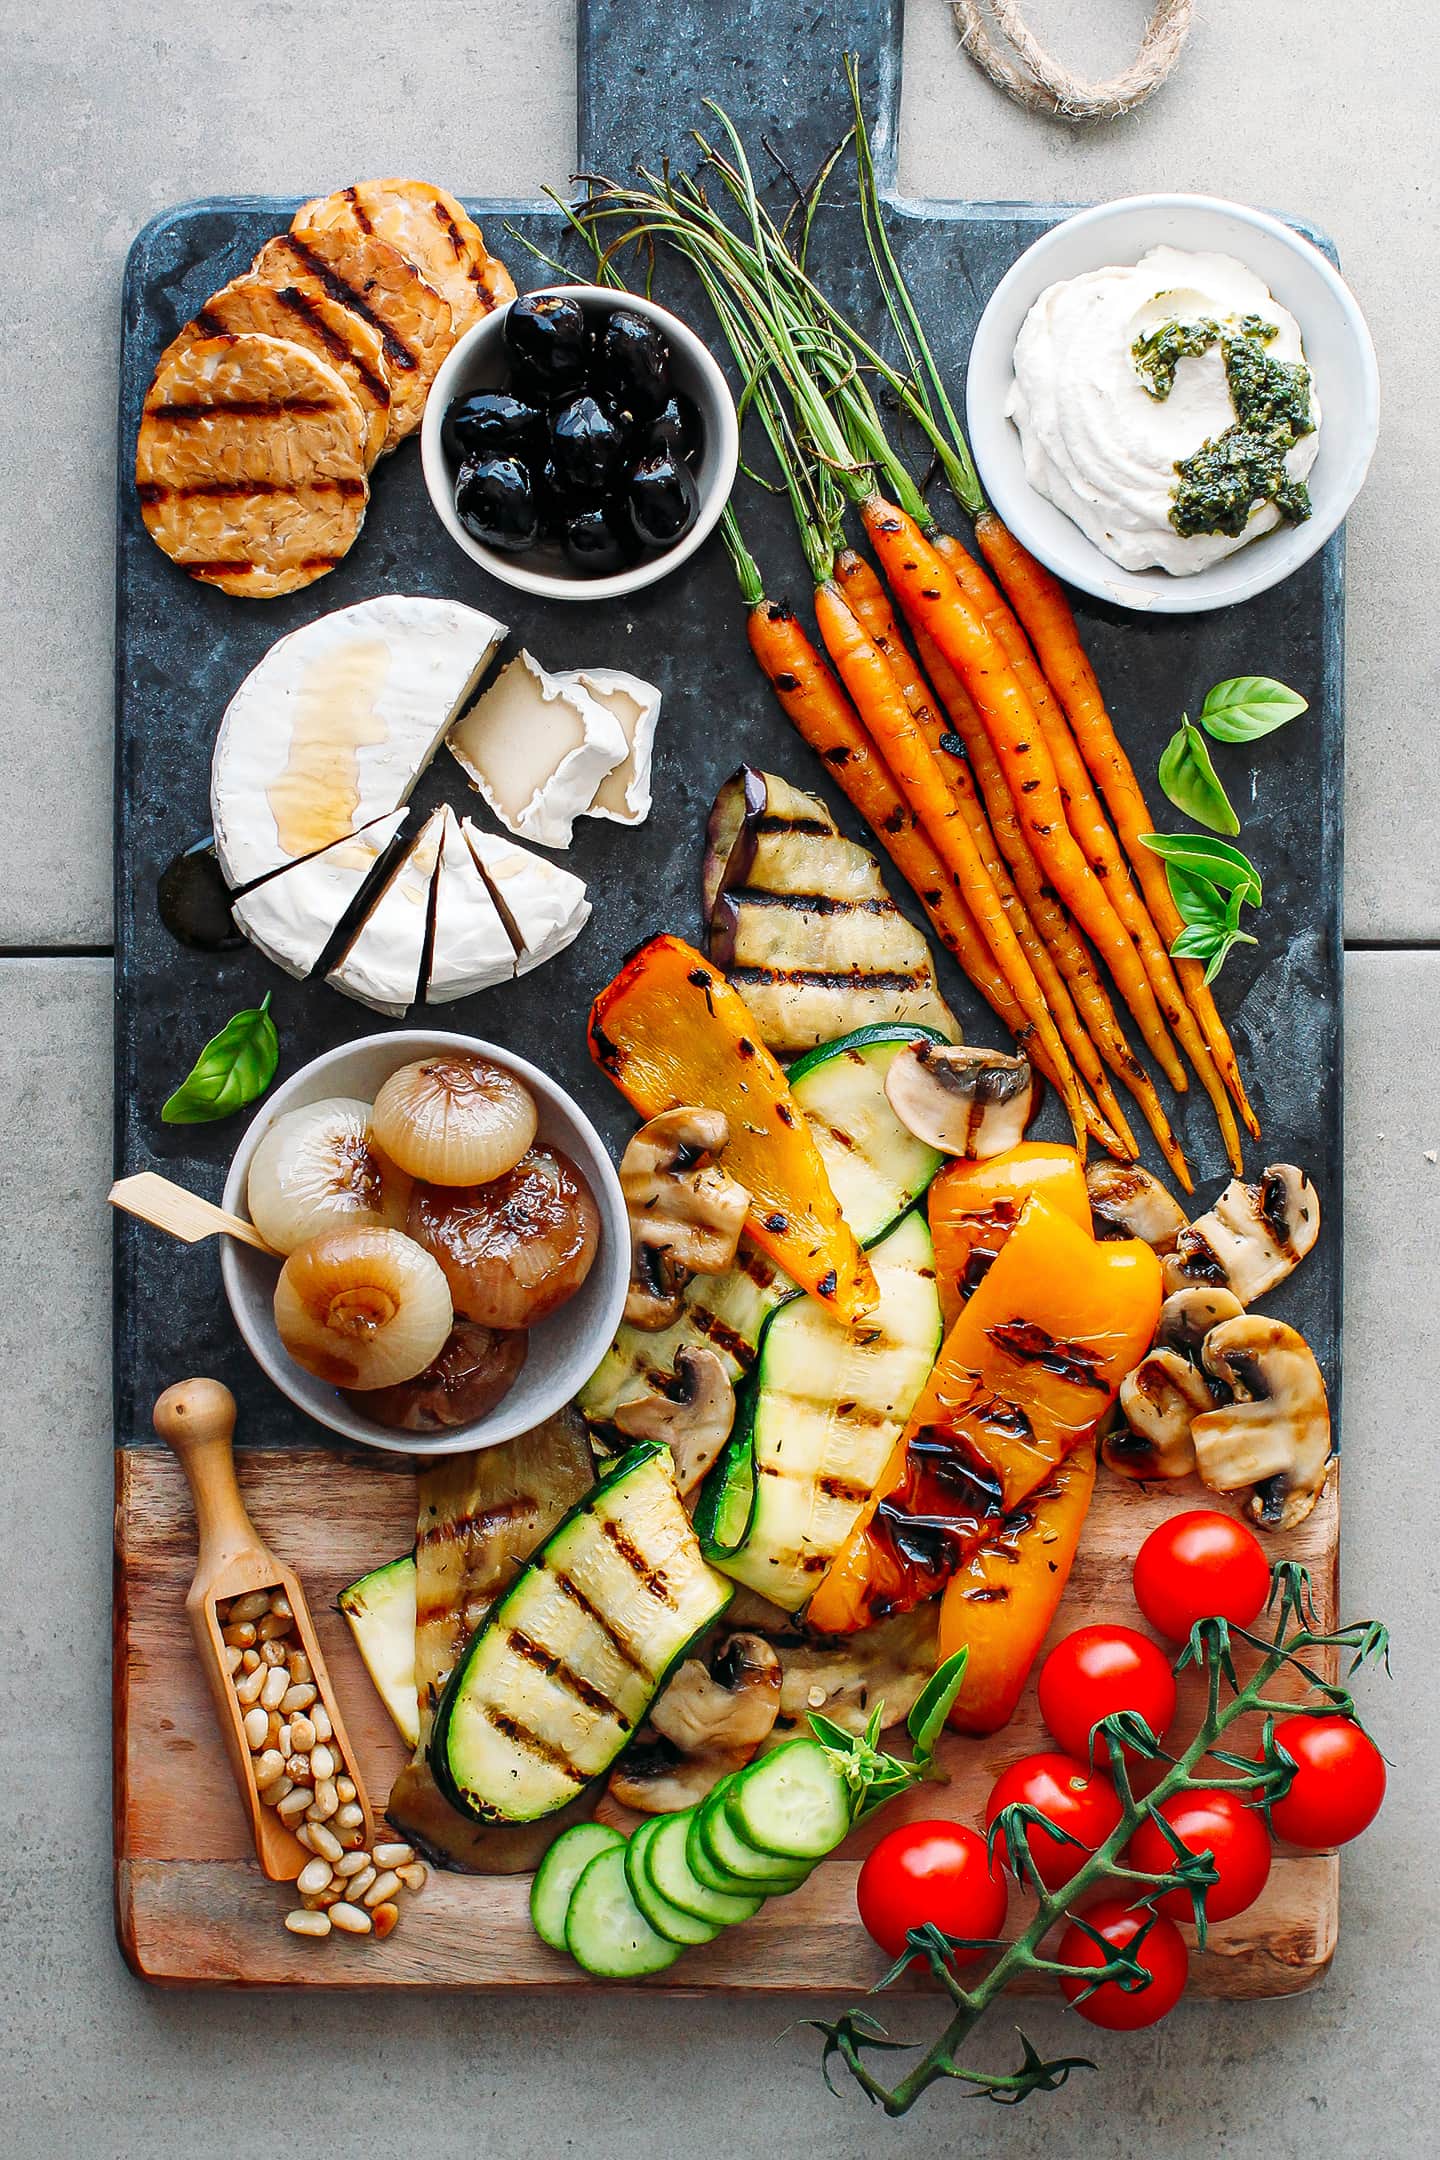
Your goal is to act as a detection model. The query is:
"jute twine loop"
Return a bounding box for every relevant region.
[950,0,1194,122]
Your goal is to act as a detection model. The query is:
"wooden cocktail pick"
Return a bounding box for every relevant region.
[152,1378,375,1881]
[110,1171,278,1255]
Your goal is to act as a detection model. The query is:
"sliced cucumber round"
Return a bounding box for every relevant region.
[696,1781,811,1890]
[645,1808,764,1925]
[728,1738,853,1862]
[529,1821,625,1951]
[565,1844,682,1978]
[686,1791,767,1898]
[625,1817,721,1947]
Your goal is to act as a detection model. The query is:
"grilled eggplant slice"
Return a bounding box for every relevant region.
[429,1444,733,1823]
[704,769,959,1056]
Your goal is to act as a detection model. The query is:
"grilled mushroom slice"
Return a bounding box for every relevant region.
[1164,1164,1320,1304]
[1087,1161,1189,1253]
[1192,1315,1333,1532]
[1105,1287,1244,1482]
[612,1344,736,1495]
[608,1633,781,1812]
[766,1606,940,1739]
[884,1042,1038,1159]
[620,1107,750,1330]
[1156,1285,1246,1353]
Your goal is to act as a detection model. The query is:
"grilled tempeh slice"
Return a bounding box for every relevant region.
[254,224,452,448]
[429,1444,733,1824]
[298,178,516,338]
[135,332,368,597]
[705,768,960,1056]
[160,268,393,467]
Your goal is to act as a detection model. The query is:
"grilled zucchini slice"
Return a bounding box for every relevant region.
[787,1024,946,1245]
[337,1553,419,1748]
[430,1444,733,1823]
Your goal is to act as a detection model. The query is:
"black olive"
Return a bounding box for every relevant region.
[645,393,703,465]
[627,450,700,550]
[548,393,627,500]
[601,309,672,417]
[503,293,589,392]
[563,504,632,577]
[443,390,546,469]
[454,456,540,553]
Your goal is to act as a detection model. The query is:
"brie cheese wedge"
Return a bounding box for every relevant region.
[326,806,446,1016]
[462,819,591,975]
[557,668,661,826]
[445,650,627,849]
[425,806,517,1004]
[211,594,505,888]
[231,808,409,979]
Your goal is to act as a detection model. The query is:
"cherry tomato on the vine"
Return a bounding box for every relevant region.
[1129,1788,1273,1923]
[1038,1624,1177,1758]
[1264,1715,1386,1848]
[983,1752,1123,1892]
[1058,1898,1189,2029]
[857,1821,1008,1963]
[1132,1511,1271,1642]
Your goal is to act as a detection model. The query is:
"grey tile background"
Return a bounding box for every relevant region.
[2,3,1435,2155]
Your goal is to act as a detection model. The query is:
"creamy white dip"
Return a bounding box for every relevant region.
[1006,246,1321,575]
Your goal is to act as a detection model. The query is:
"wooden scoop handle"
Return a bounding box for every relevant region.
[153,1378,270,1586]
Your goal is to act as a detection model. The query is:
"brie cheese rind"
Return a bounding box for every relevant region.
[232,808,409,979]
[445,650,628,850]
[462,820,591,976]
[211,594,505,890]
[555,668,661,827]
[326,807,446,1016]
[425,806,517,1004]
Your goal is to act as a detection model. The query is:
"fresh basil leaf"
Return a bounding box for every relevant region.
[1158,719,1240,836]
[1202,926,1256,985]
[1170,923,1225,962]
[1167,863,1231,932]
[1140,833,1263,906]
[162,993,280,1125]
[906,1648,970,1767]
[1199,675,1308,743]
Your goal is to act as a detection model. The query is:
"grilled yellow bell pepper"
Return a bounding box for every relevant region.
[928,1143,1091,1329]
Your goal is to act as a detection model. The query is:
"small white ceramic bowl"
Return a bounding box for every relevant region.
[220,1032,628,1457]
[966,194,1380,615]
[421,284,739,603]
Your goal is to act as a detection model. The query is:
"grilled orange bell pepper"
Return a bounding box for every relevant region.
[940,1440,1096,1733]
[805,1194,1160,1633]
[929,1143,1091,1329]
[588,934,875,1321]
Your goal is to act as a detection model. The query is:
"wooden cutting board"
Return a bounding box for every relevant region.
[114,1448,1339,1991]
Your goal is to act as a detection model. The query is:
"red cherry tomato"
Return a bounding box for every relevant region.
[984,1753,1123,1892]
[1129,1788,1273,1922]
[1264,1715,1387,1848]
[1058,1897,1189,2029]
[1038,1624,1177,1758]
[857,1821,1008,1963]
[1133,1510,1271,1641]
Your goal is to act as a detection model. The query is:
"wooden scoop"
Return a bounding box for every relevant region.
[111,1172,278,1256]
[153,1378,375,1881]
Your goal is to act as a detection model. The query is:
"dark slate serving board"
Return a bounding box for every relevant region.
[113,0,1342,1453]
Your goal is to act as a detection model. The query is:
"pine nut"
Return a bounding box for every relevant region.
[258,1612,291,1642]
[363,1871,401,1909]
[396,1862,427,1893]
[230,1590,272,1624]
[281,1683,317,1714]
[222,1621,257,1648]
[346,1866,377,1901]
[257,1775,293,1806]
[261,1639,288,1667]
[372,1843,414,1870]
[265,1710,284,1747]
[299,1820,343,1864]
[328,1901,371,1935]
[338,1826,367,1851]
[335,1849,372,1877]
[287,1754,312,1786]
[252,1749,285,1788]
[277,1787,312,1826]
[310,1704,332,1744]
[241,1650,262,1673]
[297,1857,334,1897]
[307,1781,339,1824]
[301,1884,342,1910]
[224,1645,243,1675]
[234,1665,267,1706]
[287,1651,313,1686]
[269,1590,293,1620]
[260,1667,289,1711]
[371,1901,400,1940]
[242,1706,269,1751]
[310,1745,336,1783]
[336,1775,356,1805]
[335,1804,364,1832]
[278,1724,294,1760]
[284,1909,331,1938]
[288,1715,316,1754]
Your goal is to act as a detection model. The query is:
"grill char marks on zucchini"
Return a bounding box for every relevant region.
[430,1445,733,1824]
[703,768,959,1056]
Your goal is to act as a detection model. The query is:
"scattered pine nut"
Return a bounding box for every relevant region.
[363,1871,402,1910]
[396,1863,427,1893]
[285,1909,331,1938]
[328,1901,371,1936]
[297,1857,334,1897]
[371,1902,400,1940]
[373,1843,414,1870]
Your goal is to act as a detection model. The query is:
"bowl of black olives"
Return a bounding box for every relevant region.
[421,285,739,600]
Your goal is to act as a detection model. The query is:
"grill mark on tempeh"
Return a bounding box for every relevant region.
[273,284,392,406]
[137,476,366,504]
[600,1515,679,1609]
[731,964,931,993]
[274,235,422,372]
[505,1628,628,1723]
[148,396,341,419]
[552,1571,652,1677]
